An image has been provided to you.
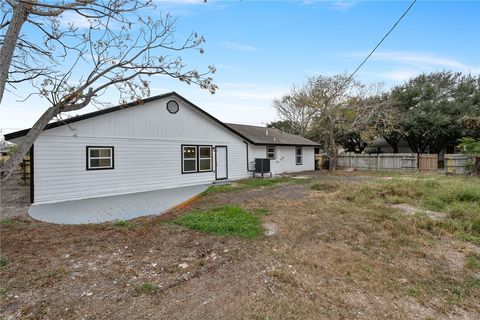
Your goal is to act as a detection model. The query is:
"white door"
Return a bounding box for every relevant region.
[215,146,228,180]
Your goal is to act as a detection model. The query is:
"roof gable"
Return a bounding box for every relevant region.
[4,92,253,143]
[5,92,319,147]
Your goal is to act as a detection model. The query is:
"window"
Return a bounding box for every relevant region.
[266,146,276,159]
[87,146,114,170]
[182,146,197,173]
[295,146,302,165]
[199,146,212,171]
[182,145,213,173]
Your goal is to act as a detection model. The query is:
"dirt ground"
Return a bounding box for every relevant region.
[0,174,30,220]
[1,172,479,319]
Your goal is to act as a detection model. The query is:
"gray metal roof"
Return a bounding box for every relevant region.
[225,123,319,146]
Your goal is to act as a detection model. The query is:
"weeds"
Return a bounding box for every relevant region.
[311,182,338,193]
[113,220,132,228]
[171,206,264,239]
[0,218,27,226]
[135,282,158,295]
[0,258,7,268]
[204,177,304,194]
[465,254,480,271]
[349,176,480,244]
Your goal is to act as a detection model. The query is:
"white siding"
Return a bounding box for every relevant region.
[33,97,250,204]
[248,145,315,175]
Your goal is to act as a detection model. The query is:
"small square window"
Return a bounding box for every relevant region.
[266,146,276,159]
[87,147,114,170]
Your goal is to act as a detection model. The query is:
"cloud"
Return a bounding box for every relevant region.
[361,69,418,82]
[331,0,357,11]
[222,42,257,52]
[59,11,92,29]
[215,82,288,100]
[381,70,417,81]
[155,0,205,4]
[347,51,480,73]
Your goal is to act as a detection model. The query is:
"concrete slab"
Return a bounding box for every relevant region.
[28,184,208,224]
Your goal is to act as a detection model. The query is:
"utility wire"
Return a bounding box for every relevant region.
[346,0,417,82]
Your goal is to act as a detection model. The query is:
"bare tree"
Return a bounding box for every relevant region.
[0,0,159,103]
[273,74,381,170]
[0,1,217,178]
[272,85,314,135]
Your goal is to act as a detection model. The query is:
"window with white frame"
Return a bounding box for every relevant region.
[266,146,276,159]
[87,146,114,170]
[199,146,212,171]
[295,146,302,165]
[182,146,197,173]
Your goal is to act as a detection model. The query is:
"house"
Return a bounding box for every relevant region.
[5,92,319,205]
[365,137,458,156]
[364,138,413,154]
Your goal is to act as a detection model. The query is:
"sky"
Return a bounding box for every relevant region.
[1,0,480,134]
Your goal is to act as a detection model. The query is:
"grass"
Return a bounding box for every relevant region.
[0,218,27,226]
[203,176,311,195]
[311,182,338,193]
[2,171,480,318]
[465,254,480,271]
[113,220,132,228]
[134,282,158,295]
[349,175,480,244]
[171,206,266,239]
[0,258,7,268]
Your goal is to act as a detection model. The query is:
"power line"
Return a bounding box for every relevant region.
[346,0,417,82]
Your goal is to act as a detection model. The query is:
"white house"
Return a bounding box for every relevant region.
[5,92,319,205]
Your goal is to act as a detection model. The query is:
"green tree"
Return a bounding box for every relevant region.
[458,137,480,176]
[374,92,404,153]
[389,72,480,154]
[272,74,381,170]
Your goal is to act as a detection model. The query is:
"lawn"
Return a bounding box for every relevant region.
[0,171,479,319]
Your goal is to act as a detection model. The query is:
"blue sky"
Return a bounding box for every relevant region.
[2,0,479,133]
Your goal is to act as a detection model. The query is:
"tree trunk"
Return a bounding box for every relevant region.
[474,156,480,177]
[1,105,59,180]
[0,2,29,104]
[328,127,338,172]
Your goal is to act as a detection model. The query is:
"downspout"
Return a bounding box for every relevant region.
[29,145,34,204]
[244,141,255,172]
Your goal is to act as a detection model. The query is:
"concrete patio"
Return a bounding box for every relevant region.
[28,184,208,224]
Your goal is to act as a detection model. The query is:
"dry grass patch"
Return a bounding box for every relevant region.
[1,171,479,319]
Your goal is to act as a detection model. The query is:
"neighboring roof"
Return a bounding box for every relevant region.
[225,123,319,146]
[4,92,253,143]
[370,137,410,148]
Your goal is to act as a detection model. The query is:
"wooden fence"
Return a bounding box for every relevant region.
[444,154,472,175]
[337,153,417,171]
[335,153,473,174]
[0,154,30,181]
[418,154,438,173]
